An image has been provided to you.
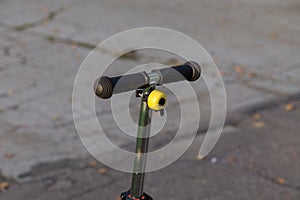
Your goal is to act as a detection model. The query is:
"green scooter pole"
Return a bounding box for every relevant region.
[121,85,166,200]
[131,86,153,198]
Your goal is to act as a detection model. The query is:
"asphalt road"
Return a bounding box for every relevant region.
[0,0,300,179]
[0,1,300,200]
[0,99,299,200]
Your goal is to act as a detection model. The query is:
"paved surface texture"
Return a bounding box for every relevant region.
[0,0,300,183]
[0,100,299,199]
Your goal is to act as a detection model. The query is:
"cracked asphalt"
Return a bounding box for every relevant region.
[1,100,300,199]
[0,0,300,199]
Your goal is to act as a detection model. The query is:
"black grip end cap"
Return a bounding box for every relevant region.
[94,76,113,99]
[185,61,201,81]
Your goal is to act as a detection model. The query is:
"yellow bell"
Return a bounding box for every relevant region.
[147,90,167,111]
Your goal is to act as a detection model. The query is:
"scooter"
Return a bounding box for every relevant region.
[94,61,201,200]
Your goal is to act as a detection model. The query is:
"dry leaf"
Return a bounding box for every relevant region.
[252,113,261,120]
[277,178,286,185]
[270,32,279,39]
[3,153,14,159]
[52,28,60,35]
[234,66,243,74]
[253,121,265,128]
[71,42,78,50]
[7,89,14,96]
[119,51,138,60]
[52,115,62,122]
[227,156,236,164]
[220,70,226,77]
[0,182,9,190]
[285,103,295,112]
[248,72,257,78]
[89,160,97,167]
[166,58,181,66]
[98,168,108,174]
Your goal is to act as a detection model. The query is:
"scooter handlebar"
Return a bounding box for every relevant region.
[94,61,201,99]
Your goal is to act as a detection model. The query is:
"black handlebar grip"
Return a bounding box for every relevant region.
[155,61,201,84]
[94,61,201,99]
[94,76,114,99]
[94,72,149,99]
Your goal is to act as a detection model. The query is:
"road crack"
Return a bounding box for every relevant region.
[11,7,66,32]
[255,170,300,192]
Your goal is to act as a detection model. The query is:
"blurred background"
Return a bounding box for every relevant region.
[0,0,299,199]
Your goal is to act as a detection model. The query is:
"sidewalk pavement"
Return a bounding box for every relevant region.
[0,100,299,200]
[0,0,300,180]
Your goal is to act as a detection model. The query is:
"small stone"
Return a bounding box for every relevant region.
[210,157,218,164]
[196,155,204,160]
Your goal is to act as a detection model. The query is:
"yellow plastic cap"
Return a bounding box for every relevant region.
[147,90,167,111]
